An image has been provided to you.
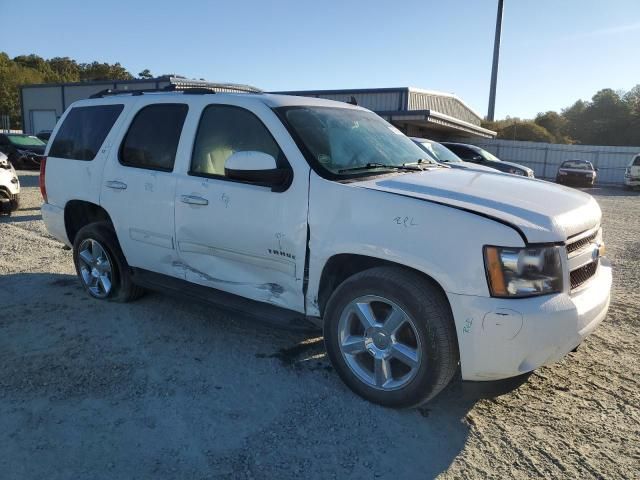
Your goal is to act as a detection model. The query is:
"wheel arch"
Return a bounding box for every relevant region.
[317,253,450,318]
[64,200,113,245]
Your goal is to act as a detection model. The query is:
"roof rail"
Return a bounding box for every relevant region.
[89,83,262,99]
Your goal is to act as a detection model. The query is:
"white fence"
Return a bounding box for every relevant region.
[462,139,639,185]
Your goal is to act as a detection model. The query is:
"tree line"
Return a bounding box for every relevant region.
[483,86,640,146]
[0,52,164,129]
[1,52,638,146]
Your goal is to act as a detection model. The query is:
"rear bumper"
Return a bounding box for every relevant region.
[448,259,612,381]
[41,203,70,246]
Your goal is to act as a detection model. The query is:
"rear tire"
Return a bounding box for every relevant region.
[73,221,145,302]
[323,266,459,408]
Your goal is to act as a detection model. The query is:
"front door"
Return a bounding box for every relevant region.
[174,104,308,312]
[100,101,189,278]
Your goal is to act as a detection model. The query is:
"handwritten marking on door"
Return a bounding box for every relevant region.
[393,216,417,228]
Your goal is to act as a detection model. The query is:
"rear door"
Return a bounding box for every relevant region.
[100,100,189,278]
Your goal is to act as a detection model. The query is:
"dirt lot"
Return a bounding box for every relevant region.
[1,171,638,479]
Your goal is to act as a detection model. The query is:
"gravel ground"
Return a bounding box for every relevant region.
[1,171,638,479]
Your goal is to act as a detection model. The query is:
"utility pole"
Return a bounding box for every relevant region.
[487,0,504,121]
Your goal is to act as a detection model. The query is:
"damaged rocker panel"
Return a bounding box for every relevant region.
[129,228,174,249]
[177,241,296,277]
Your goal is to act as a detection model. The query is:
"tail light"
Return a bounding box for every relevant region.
[39,156,48,203]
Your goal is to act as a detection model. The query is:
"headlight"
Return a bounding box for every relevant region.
[484,245,563,297]
[559,171,567,175]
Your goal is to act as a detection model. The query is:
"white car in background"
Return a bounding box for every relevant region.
[624,154,640,189]
[0,152,20,213]
[41,88,611,407]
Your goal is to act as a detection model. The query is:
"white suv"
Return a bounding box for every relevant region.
[624,154,640,189]
[40,87,612,407]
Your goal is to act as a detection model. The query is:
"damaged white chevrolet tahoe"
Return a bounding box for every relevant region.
[40,86,612,407]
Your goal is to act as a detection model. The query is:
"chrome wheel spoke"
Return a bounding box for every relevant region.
[341,335,366,355]
[354,302,377,329]
[374,357,392,387]
[382,307,406,335]
[391,343,419,368]
[79,249,94,267]
[98,275,111,294]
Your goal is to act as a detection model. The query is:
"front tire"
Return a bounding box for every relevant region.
[323,267,459,408]
[73,221,144,302]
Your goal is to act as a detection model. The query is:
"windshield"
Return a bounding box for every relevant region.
[7,134,46,147]
[561,160,593,170]
[281,106,435,175]
[418,141,462,163]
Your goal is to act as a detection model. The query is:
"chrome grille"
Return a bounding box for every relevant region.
[570,262,598,289]
[566,231,597,255]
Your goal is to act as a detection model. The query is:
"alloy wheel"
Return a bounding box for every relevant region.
[337,295,422,391]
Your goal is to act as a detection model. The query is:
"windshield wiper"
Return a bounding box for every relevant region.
[338,162,424,174]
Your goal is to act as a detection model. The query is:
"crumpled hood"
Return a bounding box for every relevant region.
[356,169,601,244]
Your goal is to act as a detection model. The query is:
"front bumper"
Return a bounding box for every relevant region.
[624,177,640,186]
[448,259,612,381]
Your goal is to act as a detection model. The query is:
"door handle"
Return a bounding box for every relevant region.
[180,195,209,206]
[105,180,127,190]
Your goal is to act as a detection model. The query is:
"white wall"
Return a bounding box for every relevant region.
[463,139,640,185]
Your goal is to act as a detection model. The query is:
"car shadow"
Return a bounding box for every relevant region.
[0,272,476,479]
[16,171,41,187]
[0,213,42,223]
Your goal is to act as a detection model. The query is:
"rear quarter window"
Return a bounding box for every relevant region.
[49,105,124,161]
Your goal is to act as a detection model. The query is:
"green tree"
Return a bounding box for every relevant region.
[497,121,555,143]
[138,69,153,79]
[79,61,133,81]
[48,57,81,82]
[534,111,571,143]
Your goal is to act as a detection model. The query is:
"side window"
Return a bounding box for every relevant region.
[452,147,474,160]
[190,105,283,178]
[634,156,640,166]
[120,104,188,171]
[49,105,124,161]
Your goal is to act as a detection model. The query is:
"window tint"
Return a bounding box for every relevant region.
[191,105,282,177]
[49,105,124,160]
[120,104,188,171]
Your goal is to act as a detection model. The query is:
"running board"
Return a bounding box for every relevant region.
[131,268,319,332]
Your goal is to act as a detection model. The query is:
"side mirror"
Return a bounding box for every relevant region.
[224,151,291,191]
[595,167,599,172]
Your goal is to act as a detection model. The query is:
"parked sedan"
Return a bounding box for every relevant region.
[36,130,53,142]
[411,138,501,173]
[441,142,535,178]
[556,160,597,187]
[0,133,47,169]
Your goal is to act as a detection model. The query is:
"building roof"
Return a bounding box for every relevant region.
[274,87,496,138]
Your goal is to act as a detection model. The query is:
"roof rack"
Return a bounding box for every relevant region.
[89,82,262,99]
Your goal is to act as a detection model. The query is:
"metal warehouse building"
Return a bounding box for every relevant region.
[20,79,495,139]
